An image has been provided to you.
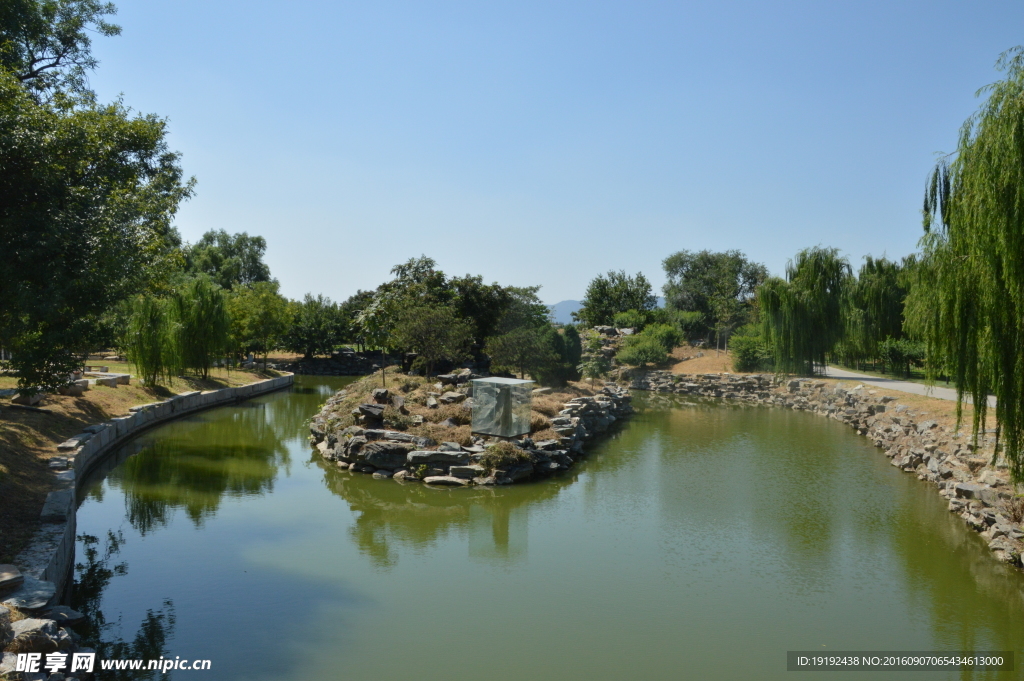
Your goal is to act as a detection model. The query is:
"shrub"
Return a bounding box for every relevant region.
[641,323,681,352]
[617,335,668,367]
[613,309,648,330]
[480,441,536,473]
[730,334,773,372]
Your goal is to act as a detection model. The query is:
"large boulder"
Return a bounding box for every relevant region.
[371,388,390,404]
[363,442,414,470]
[7,618,73,654]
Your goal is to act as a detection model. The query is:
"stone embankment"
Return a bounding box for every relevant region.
[310,384,632,486]
[634,370,1024,568]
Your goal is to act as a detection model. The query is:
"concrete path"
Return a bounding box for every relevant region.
[822,366,997,408]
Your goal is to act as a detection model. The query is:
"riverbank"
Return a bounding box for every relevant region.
[0,367,282,564]
[633,370,1024,569]
[309,370,632,485]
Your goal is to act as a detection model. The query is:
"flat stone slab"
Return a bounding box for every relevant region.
[2,576,56,611]
[423,475,471,487]
[39,489,73,522]
[0,564,24,594]
[408,450,470,465]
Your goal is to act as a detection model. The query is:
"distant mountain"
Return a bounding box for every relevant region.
[548,298,665,325]
[549,300,582,324]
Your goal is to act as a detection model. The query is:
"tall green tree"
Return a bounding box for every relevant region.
[842,256,909,366]
[183,230,271,290]
[0,71,192,393]
[915,46,1024,481]
[573,271,657,327]
[662,249,768,346]
[392,304,473,377]
[122,295,174,387]
[168,277,230,379]
[228,281,290,367]
[758,247,851,375]
[283,294,342,360]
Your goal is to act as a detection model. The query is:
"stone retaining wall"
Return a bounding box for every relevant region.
[310,384,633,485]
[633,370,1024,569]
[9,374,295,604]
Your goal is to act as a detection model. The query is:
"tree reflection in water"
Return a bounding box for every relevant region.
[72,532,176,681]
[317,456,569,570]
[86,387,323,535]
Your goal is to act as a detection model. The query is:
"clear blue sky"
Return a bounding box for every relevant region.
[88,0,1024,304]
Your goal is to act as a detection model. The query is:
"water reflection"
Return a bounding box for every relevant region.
[81,378,352,535]
[317,456,567,569]
[71,532,176,681]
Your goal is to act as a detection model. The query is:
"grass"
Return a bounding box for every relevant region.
[670,344,742,374]
[0,365,280,564]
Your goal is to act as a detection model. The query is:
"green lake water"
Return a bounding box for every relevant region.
[73,376,1024,680]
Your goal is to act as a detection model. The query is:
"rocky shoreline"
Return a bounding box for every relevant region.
[634,370,1024,569]
[309,383,633,485]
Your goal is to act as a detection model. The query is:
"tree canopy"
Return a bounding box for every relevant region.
[662,249,767,344]
[758,247,850,375]
[1,0,121,98]
[183,230,272,290]
[573,270,657,327]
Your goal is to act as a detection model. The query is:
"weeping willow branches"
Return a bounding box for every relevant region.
[758,247,851,375]
[917,47,1024,482]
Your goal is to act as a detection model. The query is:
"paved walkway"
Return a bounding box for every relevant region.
[822,366,997,408]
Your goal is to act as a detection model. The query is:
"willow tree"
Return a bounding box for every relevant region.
[841,256,909,367]
[916,47,1024,482]
[758,247,850,375]
[122,295,175,386]
[169,277,230,379]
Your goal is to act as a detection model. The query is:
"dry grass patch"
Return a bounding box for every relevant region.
[670,344,745,375]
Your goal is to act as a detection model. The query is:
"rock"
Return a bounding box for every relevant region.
[440,418,458,428]
[438,441,462,451]
[437,374,459,385]
[407,450,470,465]
[426,396,438,409]
[473,476,497,485]
[423,475,471,486]
[7,618,67,653]
[358,403,385,419]
[449,464,485,479]
[0,565,24,595]
[371,388,390,404]
[372,469,393,479]
[954,482,986,500]
[392,470,411,481]
[532,387,552,395]
[362,442,413,470]
[2,577,56,611]
[390,395,407,413]
[439,391,466,404]
[336,461,351,469]
[43,606,86,626]
[12,392,44,406]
